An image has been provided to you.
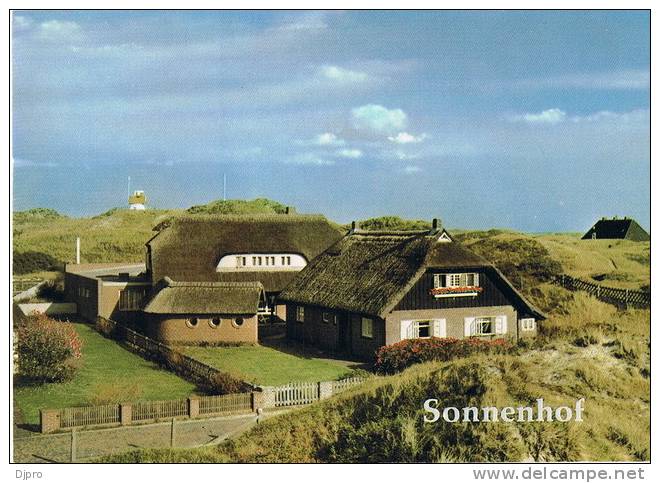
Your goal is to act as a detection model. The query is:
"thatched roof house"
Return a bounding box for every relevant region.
[146,214,343,293]
[280,223,545,359]
[141,278,265,344]
[582,217,649,241]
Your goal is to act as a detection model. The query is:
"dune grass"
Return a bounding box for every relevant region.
[103,291,650,463]
[14,322,196,426]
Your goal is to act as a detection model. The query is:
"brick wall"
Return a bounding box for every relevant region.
[145,314,258,344]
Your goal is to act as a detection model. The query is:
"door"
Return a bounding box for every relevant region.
[337,313,351,354]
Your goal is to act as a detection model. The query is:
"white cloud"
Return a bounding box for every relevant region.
[403,165,422,174]
[320,65,369,83]
[511,108,566,124]
[13,157,59,168]
[388,132,427,144]
[37,20,83,41]
[351,104,407,133]
[289,153,335,165]
[277,12,328,32]
[13,15,33,31]
[517,69,649,91]
[314,132,345,146]
[336,148,363,159]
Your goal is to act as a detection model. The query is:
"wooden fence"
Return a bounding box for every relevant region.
[272,382,319,407]
[199,393,253,416]
[554,274,650,309]
[41,377,367,433]
[60,405,120,429]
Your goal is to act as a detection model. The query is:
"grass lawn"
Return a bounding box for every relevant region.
[183,345,354,386]
[14,322,196,427]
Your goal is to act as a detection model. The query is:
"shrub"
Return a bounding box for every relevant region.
[15,314,82,382]
[13,251,63,275]
[88,382,142,405]
[373,337,511,374]
[206,371,252,395]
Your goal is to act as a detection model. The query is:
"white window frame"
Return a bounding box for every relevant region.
[474,316,496,336]
[296,306,305,323]
[361,317,373,339]
[521,318,536,331]
[322,312,331,324]
[447,273,462,287]
[413,320,432,339]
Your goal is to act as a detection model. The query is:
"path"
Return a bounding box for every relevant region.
[13,411,286,463]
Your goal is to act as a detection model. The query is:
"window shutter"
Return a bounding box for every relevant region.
[473,273,479,287]
[400,320,414,340]
[433,274,440,288]
[460,273,467,287]
[433,319,446,338]
[495,316,508,335]
[443,274,449,287]
[464,317,475,337]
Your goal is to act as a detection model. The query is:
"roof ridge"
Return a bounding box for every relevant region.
[172,213,331,223]
[162,278,263,289]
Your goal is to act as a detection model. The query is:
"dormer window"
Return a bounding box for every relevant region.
[431,272,482,298]
[217,253,307,272]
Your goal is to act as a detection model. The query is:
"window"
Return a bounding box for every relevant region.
[296,306,305,323]
[361,317,373,338]
[448,273,461,287]
[209,317,221,328]
[233,317,244,327]
[186,317,199,328]
[414,320,431,338]
[475,317,495,335]
[434,273,480,288]
[322,312,331,324]
[236,256,247,267]
[119,288,146,311]
[521,318,536,331]
[265,256,270,266]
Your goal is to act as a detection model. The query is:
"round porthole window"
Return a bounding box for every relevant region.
[233,317,244,328]
[209,317,221,328]
[186,317,199,328]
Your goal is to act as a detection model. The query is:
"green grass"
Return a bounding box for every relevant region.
[14,322,196,426]
[183,345,353,386]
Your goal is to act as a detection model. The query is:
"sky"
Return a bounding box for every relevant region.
[11,10,650,232]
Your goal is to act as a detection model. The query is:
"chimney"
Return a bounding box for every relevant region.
[429,218,441,235]
[285,206,290,214]
[76,237,80,264]
[432,218,439,230]
[350,220,359,233]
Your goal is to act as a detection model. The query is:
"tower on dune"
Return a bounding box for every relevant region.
[128,190,147,210]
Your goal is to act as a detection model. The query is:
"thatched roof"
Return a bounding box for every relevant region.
[143,278,264,315]
[582,217,650,241]
[147,214,343,292]
[280,230,545,319]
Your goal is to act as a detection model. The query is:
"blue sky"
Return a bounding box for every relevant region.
[12,10,650,231]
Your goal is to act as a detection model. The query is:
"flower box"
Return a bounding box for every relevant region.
[429,286,483,298]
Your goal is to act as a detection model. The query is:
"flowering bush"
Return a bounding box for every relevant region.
[15,313,83,382]
[429,286,483,296]
[373,337,511,374]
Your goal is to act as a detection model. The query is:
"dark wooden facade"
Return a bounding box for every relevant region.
[285,303,386,360]
[394,268,510,311]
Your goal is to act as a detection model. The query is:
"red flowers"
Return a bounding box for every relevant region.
[373,337,511,374]
[429,286,483,295]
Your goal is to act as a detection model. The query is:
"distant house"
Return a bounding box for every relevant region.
[64,263,151,326]
[142,278,265,344]
[280,221,545,359]
[145,213,343,319]
[582,217,649,241]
